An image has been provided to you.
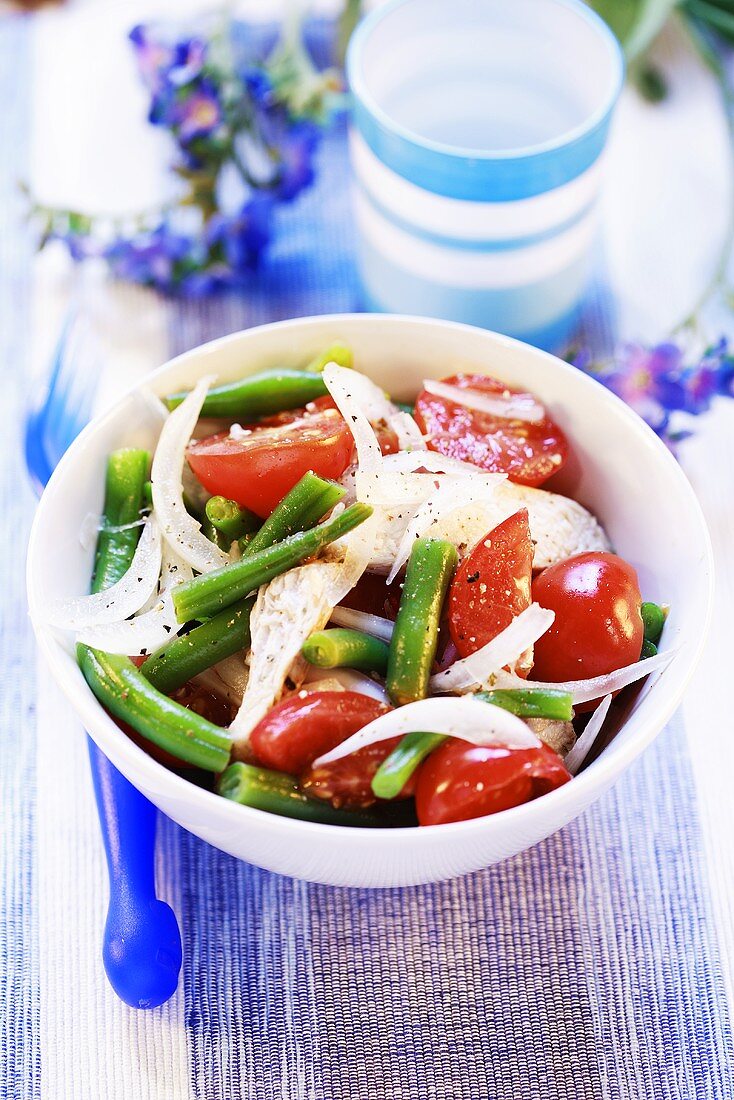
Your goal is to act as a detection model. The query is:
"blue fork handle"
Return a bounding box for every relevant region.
[87,740,182,1008]
[25,324,181,1009]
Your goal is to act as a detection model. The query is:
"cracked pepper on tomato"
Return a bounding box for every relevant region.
[64,355,666,829]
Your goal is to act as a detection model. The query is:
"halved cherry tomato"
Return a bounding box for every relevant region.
[414,373,568,487]
[304,397,400,455]
[187,404,354,518]
[415,739,571,826]
[531,552,643,712]
[250,691,391,776]
[447,510,533,673]
[302,737,415,809]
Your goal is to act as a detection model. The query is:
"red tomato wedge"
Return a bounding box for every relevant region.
[447,510,533,673]
[414,373,568,486]
[531,552,643,712]
[187,403,354,518]
[302,737,415,809]
[250,691,391,777]
[415,740,571,826]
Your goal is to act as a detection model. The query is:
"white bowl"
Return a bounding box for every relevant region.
[27,315,713,887]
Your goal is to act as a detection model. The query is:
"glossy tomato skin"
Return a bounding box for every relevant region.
[250,691,391,777]
[415,740,571,826]
[187,404,353,518]
[531,552,644,711]
[414,373,568,487]
[302,736,415,809]
[448,510,533,668]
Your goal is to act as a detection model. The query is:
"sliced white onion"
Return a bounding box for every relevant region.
[151,376,229,573]
[312,696,540,769]
[193,654,249,708]
[329,605,394,642]
[386,479,504,584]
[303,664,389,703]
[79,513,147,556]
[47,516,162,630]
[211,653,250,700]
[391,411,426,451]
[493,648,676,705]
[429,604,555,694]
[136,386,169,423]
[75,545,194,657]
[298,675,347,694]
[322,363,383,475]
[324,361,425,453]
[383,450,497,481]
[564,695,612,775]
[422,378,546,424]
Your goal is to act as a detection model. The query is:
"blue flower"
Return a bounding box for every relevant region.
[206,195,273,273]
[244,68,274,110]
[270,119,319,201]
[105,224,193,291]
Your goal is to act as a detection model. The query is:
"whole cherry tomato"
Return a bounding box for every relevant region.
[531,552,643,711]
[415,739,571,826]
[250,691,391,777]
[447,510,533,671]
[414,374,568,487]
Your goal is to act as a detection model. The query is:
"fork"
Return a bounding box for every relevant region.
[25,311,182,1009]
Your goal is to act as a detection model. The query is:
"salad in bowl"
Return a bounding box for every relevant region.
[28,316,711,885]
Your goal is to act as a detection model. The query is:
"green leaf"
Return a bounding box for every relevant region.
[587,0,679,57]
[686,0,734,42]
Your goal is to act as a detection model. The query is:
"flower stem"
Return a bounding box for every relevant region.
[671,13,734,336]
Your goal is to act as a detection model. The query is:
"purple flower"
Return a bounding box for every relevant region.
[130,25,206,94]
[576,335,734,455]
[172,80,223,143]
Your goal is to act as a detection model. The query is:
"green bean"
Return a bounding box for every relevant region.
[80,449,231,771]
[303,342,353,373]
[142,479,153,508]
[205,496,261,540]
[395,401,414,415]
[202,517,231,552]
[244,471,344,556]
[386,538,457,706]
[302,628,389,674]
[371,687,574,799]
[142,597,255,696]
[476,688,574,721]
[165,369,329,418]
[79,646,231,771]
[91,448,149,593]
[217,763,384,826]
[173,502,373,623]
[641,601,665,645]
[641,639,658,659]
[371,731,446,800]
[142,473,342,689]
